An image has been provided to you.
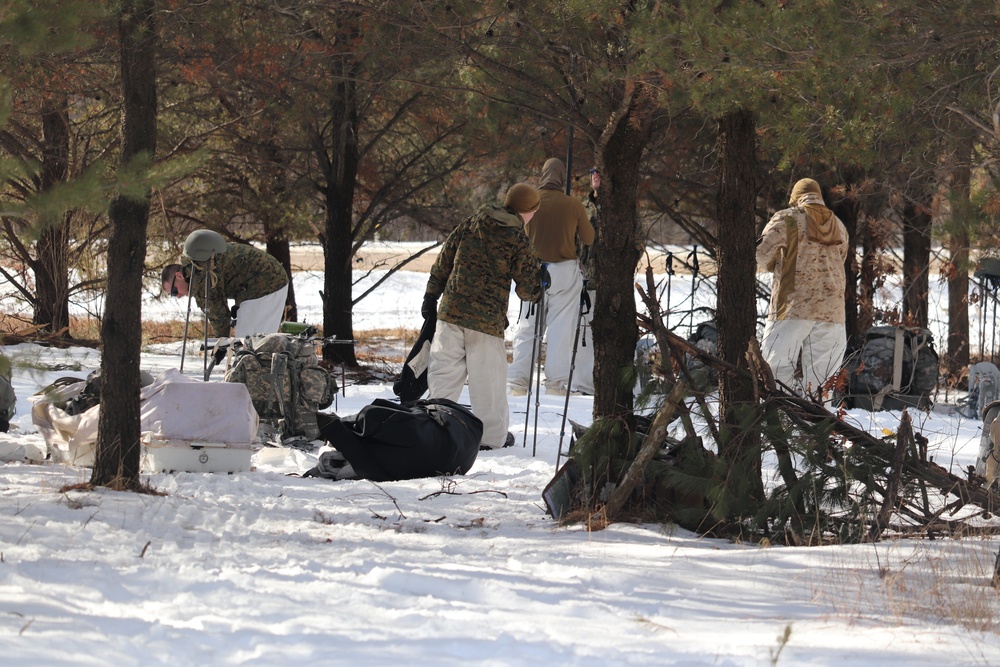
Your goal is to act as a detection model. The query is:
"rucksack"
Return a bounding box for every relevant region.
[308,398,483,482]
[957,362,1000,420]
[686,322,718,392]
[843,325,939,411]
[223,332,338,442]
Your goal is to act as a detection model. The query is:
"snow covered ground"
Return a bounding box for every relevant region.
[1,252,999,666]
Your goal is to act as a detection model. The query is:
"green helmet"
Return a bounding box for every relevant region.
[182,230,228,262]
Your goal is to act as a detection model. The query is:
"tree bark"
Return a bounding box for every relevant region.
[34,99,71,335]
[947,131,973,382]
[828,166,864,348]
[320,69,360,366]
[592,105,648,420]
[902,194,932,328]
[92,0,157,489]
[715,108,763,509]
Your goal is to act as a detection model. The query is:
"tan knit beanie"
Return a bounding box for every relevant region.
[504,183,541,213]
[789,178,822,206]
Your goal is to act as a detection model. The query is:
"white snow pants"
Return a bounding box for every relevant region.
[234,284,289,339]
[428,321,509,449]
[508,259,583,392]
[570,288,596,394]
[760,318,847,398]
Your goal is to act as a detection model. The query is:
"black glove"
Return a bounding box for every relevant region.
[213,344,228,366]
[581,287,592,313]
[421,293,438,321]
[538,263,551,290]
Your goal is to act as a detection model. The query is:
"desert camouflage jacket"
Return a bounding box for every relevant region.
[756,195,849,324]
[425,204,542,338]
[185,242,288,336]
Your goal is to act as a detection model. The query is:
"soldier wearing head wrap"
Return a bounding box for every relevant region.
[757,178,850,398]
[508,157,595,396]
[422,183,543,450]
[162,238,289,338]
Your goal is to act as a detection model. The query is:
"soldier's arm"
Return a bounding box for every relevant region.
[512,235,542,303]
[425,225,460,298]
[755,214,787,272]
[206,293,232,337]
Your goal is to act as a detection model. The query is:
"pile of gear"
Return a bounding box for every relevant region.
[841,325,939,411]
[223,331,338,447]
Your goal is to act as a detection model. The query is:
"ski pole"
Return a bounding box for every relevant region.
[522,291,544,448]
[530,289,547,450]
[179,279,194,374]
[202,260,214,381]
[555,282,591,465]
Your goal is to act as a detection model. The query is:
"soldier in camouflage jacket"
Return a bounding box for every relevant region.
[162,242,289,338]
[757,178,849,398]
[423,184,542,450]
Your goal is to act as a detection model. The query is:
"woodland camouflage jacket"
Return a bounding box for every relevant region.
[756,196,849,324]
[185,242,288,336]
[425,204,542,338]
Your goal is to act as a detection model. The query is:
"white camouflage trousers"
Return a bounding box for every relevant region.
[760,318,846,399]
[508,259,584,392]
[428,321,509,449]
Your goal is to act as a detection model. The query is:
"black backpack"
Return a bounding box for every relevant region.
[312,398,483,482]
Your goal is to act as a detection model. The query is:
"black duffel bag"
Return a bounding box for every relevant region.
[314,398,483,482]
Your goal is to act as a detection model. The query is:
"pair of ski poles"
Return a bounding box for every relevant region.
[521,276,593,462]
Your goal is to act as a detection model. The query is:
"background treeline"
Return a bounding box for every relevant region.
[5,2,1000,489]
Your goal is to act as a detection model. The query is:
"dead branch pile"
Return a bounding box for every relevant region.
[555,268,1000,540]
[623,266,1000,542]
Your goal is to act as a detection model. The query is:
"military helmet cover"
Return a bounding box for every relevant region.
[183,229,228,262]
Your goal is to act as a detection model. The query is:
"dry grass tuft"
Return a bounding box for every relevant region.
[816,540,1000,637]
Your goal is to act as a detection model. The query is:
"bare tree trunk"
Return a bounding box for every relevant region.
[34,99,71,334]
[947,131,973,382]
[902,194,932,328]
[92,0,157,489]
[828,166,864,348]
[320,69,360,366]
[258,139,297,323]
[592,109,647,420]
[858,214,878,334]
[715,108,763,510]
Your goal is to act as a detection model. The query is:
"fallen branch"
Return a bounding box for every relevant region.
[869,411,912,541]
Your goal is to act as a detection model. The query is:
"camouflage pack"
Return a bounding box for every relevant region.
[223,333,337,443]
[843,325,939,410]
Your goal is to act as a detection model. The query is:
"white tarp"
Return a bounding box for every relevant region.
[30,369,258,465]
